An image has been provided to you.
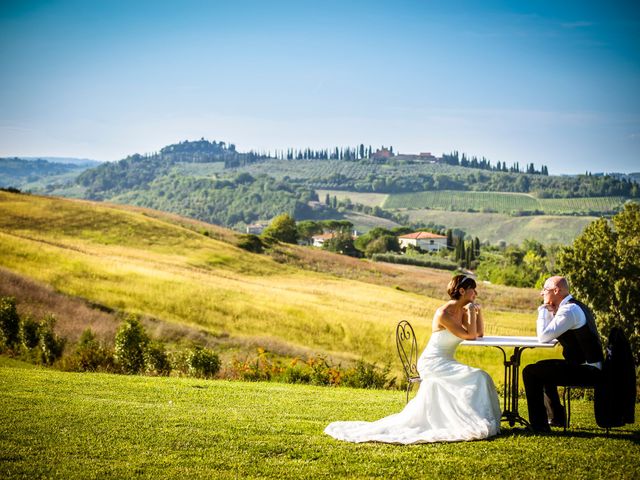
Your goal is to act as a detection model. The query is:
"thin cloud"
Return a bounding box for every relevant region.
[561,21,594,29]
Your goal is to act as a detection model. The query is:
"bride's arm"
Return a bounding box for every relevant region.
[474,304,484,337]
[438,307,478,340]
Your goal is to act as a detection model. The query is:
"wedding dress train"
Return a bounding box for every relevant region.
[324,328,501,443]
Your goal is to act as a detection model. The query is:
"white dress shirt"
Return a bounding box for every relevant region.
[537,294,602,369]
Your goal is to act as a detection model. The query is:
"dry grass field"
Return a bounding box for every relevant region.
[0,191,559,381]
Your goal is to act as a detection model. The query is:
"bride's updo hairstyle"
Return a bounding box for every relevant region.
[447,274,477,300]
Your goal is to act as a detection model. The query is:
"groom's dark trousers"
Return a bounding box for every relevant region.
[523,359,602,430]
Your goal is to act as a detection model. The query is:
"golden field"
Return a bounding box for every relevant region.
[0,191,560,381]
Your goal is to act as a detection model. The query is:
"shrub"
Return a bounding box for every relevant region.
[0,296,20,351]
[145,342,171,376]
[237,234,264,253]
[187,346,221,378]
[37,314,66,365]
[114,315,149,374]
[372,253,457,271]
[282,359,312,384]
[261,213,298,244]
[19,315,40,350]
[342,361,394,389]
[63,328,115,372]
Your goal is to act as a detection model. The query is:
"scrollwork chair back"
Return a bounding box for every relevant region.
[396,320,421,402]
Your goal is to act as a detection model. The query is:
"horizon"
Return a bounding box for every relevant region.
[1,1,639,175]
[5,141,640,177]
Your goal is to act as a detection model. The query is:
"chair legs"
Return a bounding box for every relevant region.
[562,386,606,434]
[562,386,572,431]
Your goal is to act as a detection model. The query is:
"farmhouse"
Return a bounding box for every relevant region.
[311,232,336,248]
[246,222,268,234]
[398,232,447,252]
[311,230,359,248]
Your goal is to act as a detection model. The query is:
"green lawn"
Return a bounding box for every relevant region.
[1,359,638,479]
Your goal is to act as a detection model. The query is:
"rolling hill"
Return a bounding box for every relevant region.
[0,191,558,381]
[8,139,636,247]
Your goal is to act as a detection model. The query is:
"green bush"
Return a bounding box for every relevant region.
[342,361,394,389]
[145,342,171,376]
[237,234,264,253]
[37,314,66,365]
[372,253,457,270]
[282,362,312,384]
[0,296,20,351]
[187,346,220,378]
[114,315,149,374]
[19,315,40,350]
[63,328,115,372]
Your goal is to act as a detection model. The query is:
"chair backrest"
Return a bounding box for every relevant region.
[396,320,419,381]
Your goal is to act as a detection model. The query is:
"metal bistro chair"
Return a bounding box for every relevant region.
[396,320,421,402]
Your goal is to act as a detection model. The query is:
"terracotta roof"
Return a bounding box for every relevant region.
[399,232,447,239]
[312,233,336,240]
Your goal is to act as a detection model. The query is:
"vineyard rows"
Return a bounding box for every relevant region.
[383,191,630,215]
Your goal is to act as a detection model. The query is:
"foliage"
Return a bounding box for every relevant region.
[341,360,395,389]
[187,346,221,379]
[476,240,558,288]
[354,227,398,257]
[0,296,20,351]
[114,315,149,374]
[237,234,264,253]
[371,253,458,271]
[19,315,40,350]
[145,342,172,376]
[557,203,640,364]
[30,137,634,234]
[63,328,116,372]
[0,157,82,188]
[37,314,66,365]
[261,213,299,244]
[322,229,360,257]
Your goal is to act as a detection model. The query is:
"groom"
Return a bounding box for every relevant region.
[522,276,604,432]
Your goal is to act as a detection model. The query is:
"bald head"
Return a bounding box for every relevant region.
[545,276,569,297]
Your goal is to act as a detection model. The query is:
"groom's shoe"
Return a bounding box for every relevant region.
[548,406,566,428]
[530,422,551,433]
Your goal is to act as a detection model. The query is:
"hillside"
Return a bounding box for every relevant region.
[0,157,84,187]
[15,139,636,243]
[0,191,557,381]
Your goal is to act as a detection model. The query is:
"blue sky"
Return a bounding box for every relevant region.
[0,0,638,174]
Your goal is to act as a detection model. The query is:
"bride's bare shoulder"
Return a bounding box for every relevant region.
[432,302,454,330]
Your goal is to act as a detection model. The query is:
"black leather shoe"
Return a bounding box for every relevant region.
[531,424,551,433]
[548,406,566,428]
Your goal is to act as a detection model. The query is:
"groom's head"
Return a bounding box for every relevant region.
[541,276,569,306]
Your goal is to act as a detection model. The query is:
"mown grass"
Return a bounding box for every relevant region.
[0,191,558,381]
[1,359,638,479]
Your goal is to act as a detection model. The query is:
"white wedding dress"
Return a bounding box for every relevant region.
[324,328,501,443]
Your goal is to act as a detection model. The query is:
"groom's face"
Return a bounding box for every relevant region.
[541,281,560,307]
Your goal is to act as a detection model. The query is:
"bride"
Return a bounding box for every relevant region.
[324,274,501,444]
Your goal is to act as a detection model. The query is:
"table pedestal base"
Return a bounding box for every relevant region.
[496,346,531,428]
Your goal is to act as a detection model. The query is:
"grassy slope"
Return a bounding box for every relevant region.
[0,191,558,381]
[1,359,638,479]
[404,209,596,245]
[313,189,596,243]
